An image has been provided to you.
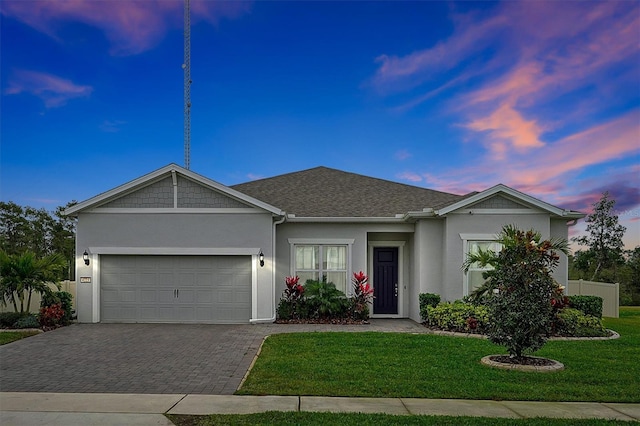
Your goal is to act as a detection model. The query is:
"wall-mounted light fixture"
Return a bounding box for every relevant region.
[83,250,90,266]
[259,250,265,267]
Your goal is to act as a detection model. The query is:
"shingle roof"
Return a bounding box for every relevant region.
[231,166,470,217]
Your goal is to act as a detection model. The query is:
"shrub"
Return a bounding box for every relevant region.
[568,295,603,318]
[419,293,441,322]
[39,304,65,327]
[0,312,27,328]
[425,301,488,333]
[463,225,568,358]
[304,280,349,319]
[41,290,74,325]
[13,314,40,329]
[556,308,608,337]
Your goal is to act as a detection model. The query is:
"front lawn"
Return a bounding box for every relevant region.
[0,330,41,345]
[237,307,640,402]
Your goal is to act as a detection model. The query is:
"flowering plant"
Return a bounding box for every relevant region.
[350,271,374,320]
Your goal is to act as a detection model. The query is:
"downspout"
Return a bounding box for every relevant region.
[250,214,286,324]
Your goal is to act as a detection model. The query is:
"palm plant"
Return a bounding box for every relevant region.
[0,250,65,313]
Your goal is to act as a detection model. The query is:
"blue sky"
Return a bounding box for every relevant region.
[1,0,638,249]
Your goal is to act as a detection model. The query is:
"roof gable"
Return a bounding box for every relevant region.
[65,164,283,215]
[436,184,584,218]
[231,166,467,218]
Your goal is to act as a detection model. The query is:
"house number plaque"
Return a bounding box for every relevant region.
[80,277,92,283]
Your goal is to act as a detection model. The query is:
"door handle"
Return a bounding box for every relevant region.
[394,283,398,297]
[176,289,179,298]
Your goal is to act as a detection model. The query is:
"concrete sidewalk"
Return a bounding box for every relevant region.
[1,392,639,425]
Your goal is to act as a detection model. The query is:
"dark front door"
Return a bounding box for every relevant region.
[373,247,398,315]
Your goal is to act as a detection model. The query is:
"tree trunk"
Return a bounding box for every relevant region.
[26,290,33,313]
[590,262,602,281]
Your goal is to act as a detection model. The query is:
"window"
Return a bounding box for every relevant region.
[465,241,503,295]
[294,245,348,293]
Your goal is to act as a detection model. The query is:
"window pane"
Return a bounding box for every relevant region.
[296,246,318,270]
[468,271,486,294]
[324,246,346,270]
[469,241,502,269]
[326,272,347,294]
[297,271,319,285]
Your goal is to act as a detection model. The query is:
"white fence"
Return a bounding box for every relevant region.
[567,279,619,318]
[1,280,76,314]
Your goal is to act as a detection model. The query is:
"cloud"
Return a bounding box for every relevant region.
[5,69,92,107]
[396,111,640,209]
[246,173,265,181]
[1,0,252,56]
[465,103,545,159]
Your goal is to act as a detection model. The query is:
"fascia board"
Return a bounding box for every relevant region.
[436,184,569,217]
[64,163,284,216]
[64,164,179,215]
[285,216,405,223]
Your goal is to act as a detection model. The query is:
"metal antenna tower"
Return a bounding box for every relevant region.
[183,0,191,169]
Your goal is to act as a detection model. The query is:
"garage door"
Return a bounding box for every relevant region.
[100,255,251,323]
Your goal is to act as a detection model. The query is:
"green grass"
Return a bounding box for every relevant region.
[166,412,632,426]
[0,330,41,345]
[237,307,640,402]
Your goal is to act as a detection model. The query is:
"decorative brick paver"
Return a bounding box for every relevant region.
[0,319,426,395]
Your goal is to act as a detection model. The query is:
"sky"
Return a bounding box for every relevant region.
[1,0,639,250]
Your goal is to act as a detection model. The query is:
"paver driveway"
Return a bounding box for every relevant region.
[0,320,426,395]
[0,324,267,394]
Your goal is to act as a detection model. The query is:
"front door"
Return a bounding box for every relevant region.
[373,247,398,315]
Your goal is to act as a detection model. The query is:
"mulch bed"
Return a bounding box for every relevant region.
[275,318,369,325]
[489,355,557,366]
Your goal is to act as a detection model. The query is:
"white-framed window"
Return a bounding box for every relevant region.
[289,239,353,294]
[460,234,502,296]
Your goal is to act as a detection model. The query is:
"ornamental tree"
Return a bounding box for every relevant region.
[573,192,626,281]
[463,225,568,359]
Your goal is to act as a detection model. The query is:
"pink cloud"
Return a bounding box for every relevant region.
[399,111,640,204]
[5,69,92,107]
[1,0,252,56]
[465,102,545,158]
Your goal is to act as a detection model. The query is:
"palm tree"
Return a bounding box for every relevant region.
[0,251,65,313]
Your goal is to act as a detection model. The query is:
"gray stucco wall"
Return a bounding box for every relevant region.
[442,213,551,302]
[75,212,274,323]
[274,222,415,317]
[411,219,444,322]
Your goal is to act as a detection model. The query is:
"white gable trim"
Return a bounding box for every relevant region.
[64,164,284,216]
[436,184,573,217]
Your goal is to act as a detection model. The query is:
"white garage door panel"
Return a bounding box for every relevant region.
[100,255,252,323]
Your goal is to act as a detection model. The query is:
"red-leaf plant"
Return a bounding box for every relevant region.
[284,275,304,302]
[351,271,374,320]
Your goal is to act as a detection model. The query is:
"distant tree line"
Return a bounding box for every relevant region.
[0,201,77,280]
[569,193,640,305]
